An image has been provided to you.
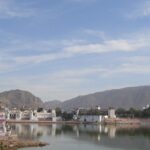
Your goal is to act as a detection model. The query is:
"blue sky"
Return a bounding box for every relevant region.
[0,0,150,101]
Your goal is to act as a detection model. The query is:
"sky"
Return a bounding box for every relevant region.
[0,0,150,101]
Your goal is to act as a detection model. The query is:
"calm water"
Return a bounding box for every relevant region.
[10,123,150,150]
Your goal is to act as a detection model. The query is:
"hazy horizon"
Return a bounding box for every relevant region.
[1,84,150,102]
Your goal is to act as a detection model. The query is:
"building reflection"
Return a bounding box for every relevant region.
[9,123,150,150]
[73,124,117,141]
[108,126,116,138]
[10,123,117,141]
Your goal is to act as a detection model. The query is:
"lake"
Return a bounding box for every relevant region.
[9,123,150,150]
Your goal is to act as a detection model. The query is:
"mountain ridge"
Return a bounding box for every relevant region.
[46,85,150,109]
[0,85,150,109]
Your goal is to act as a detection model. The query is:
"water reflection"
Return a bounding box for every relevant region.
[10,123,150,150]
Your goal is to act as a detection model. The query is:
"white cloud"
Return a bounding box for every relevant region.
[127,1,150,19]
[0,63,13,73]
[1,61,150,100]
[0,0,34,18]
[101,63,150,78]
[0,68,96,100]
[12,38,148,64]
[64,38,150,54]
[14,52,72,64]
[0,29,149,77]
[0,38,86,54]
[0,30,149,67]
[84,29,107,39]
[123,56,150,64]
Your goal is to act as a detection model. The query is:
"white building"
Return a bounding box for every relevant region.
[6,108,57,122]
[34,109,56,121]
[21,110,33,120]
[79,115,103,123]
[108,108,116,118]
[8,109,22,120]
[74,107,108,123]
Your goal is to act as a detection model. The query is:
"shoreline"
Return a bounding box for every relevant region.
[0,135,48,149]
[7,120,81,124]
[104,118,150,125]
[6,118,150,126]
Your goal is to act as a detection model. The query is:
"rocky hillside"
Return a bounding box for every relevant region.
[61,86,150,109]
[1,85,150,110]
[0,89,43,109]
[44,100,62,109]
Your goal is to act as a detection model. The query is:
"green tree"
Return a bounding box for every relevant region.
[62,111,73,121]
[142,107,150,118]
[55,107,62,116]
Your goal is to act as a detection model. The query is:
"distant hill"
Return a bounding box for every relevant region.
[61,86,150,110]
[44,100,62,109]
[0,86,150,110]
[0,89,43,109]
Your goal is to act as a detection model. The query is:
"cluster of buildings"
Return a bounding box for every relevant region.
[73,106,116,123]
[0,105,116,124]
[2,107,57,122]
[0,106,58,136]
[0,103,58,125]
[0,104,116,136]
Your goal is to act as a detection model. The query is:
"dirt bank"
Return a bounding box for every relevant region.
[0,135,48,150]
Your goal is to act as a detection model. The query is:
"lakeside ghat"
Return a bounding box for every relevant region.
[0,104,150,126]
[0,106,148,150]
[6,118,150,126]
[1,105,116,124]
